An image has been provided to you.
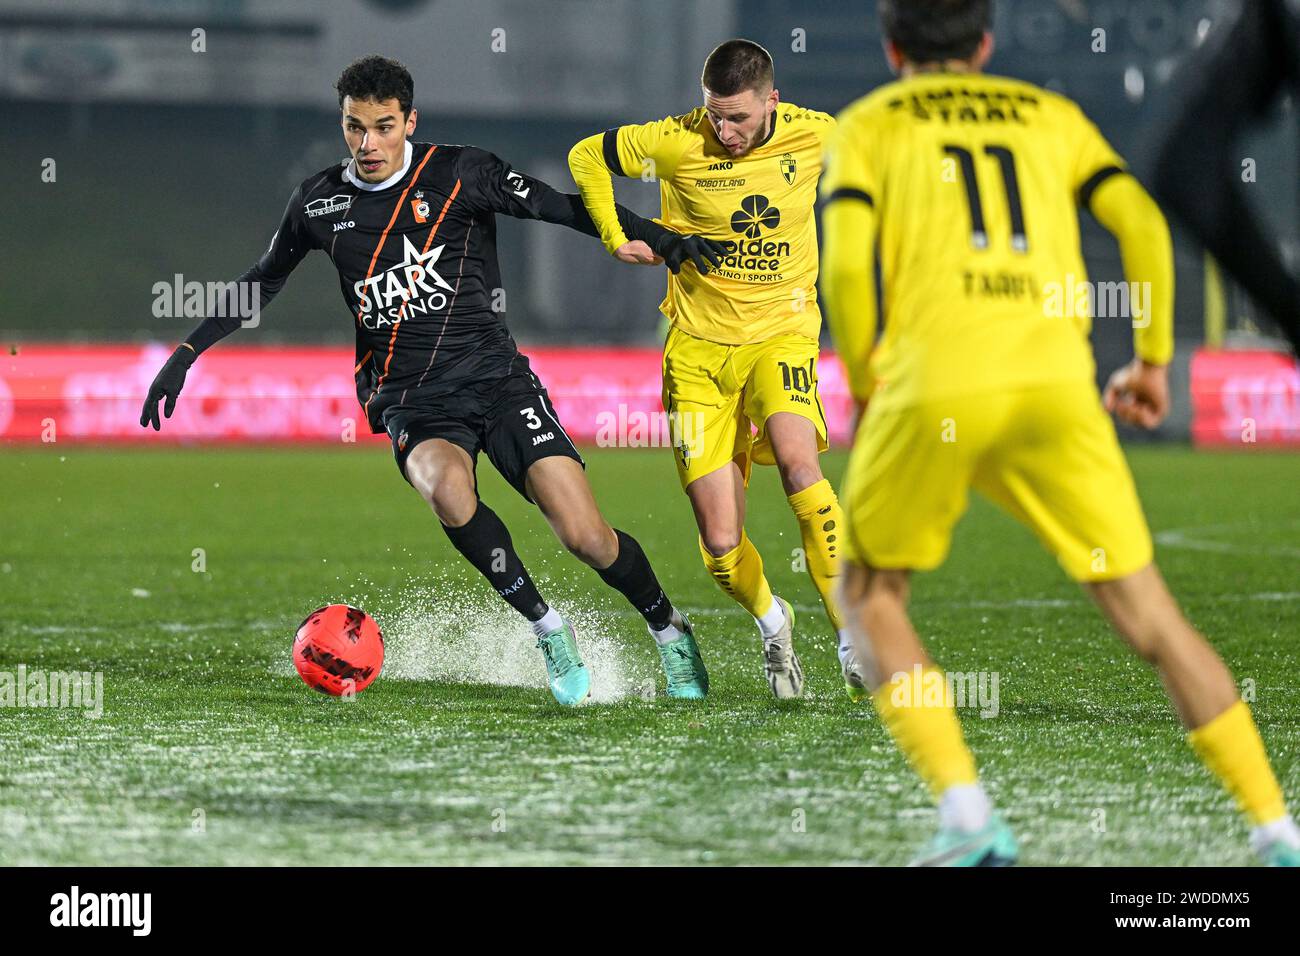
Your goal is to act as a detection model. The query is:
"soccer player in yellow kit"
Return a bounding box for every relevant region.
[821,0,1300,865]
[569,40,846,699]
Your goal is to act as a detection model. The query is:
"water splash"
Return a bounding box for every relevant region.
[331,575,654,704]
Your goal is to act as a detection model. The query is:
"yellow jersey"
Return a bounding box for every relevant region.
[569,103,835,345]
[820,72,1173,409]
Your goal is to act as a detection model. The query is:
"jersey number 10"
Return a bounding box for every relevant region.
[943,143,1028,253]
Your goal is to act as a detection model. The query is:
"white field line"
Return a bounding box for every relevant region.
[1154,519,1300,559]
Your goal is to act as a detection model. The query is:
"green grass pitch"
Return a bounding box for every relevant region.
[1,444,1297,865]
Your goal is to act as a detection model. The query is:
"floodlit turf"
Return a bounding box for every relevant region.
[1,443,1297,865]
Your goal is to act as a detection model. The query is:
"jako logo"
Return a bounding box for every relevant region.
[50,886,151,936]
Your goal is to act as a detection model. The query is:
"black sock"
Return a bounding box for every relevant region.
[596,529,673,630]
[442,502,548,622]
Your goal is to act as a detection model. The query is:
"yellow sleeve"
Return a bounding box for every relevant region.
[1088,174,1175,365]
[1067,104,1127,197]
[819,118,880,402]
[568,114,694,254]
[1068,104,1174,366]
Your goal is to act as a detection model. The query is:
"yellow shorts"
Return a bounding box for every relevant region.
[662,325,829,488]
[841,381,1152,582]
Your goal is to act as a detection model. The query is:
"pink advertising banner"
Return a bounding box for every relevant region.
[1189,348,1300,447]
[0,344,857,446]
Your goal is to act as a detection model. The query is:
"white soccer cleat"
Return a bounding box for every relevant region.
[762,596,804,699]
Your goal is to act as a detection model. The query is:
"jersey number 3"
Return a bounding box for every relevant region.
[943,144,1028,253]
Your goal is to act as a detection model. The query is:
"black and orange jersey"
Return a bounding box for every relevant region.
[185,140,657,432]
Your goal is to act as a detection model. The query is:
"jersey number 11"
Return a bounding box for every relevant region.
[943,143,1028,254]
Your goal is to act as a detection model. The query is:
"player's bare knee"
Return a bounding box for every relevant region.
[561,522,615,567]
[425,473,477,527]
[777,460,823,496]
[864,567,910,604]
[700,527,742,557]
[1101,599,1165,662]
[1088,577,1169,663]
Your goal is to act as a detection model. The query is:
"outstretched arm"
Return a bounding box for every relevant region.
[139,186,315,430]
[462,146,724,275]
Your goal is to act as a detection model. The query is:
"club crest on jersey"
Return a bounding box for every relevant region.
[504,171,530,199]
[411,190,430,223]
[304,194,354,218]
[353,235,454,329]
[780,153,796,185]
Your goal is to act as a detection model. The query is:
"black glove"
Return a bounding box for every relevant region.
[139,345,197,431]
[652,233,729,276]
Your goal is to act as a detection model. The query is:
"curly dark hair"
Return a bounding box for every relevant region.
[335,55,414,115]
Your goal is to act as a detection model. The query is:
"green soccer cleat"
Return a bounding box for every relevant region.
[841,646,869,703]
[1259,841,1300,867]
[536,619,590,706]
[1251,817,1300,866]
[655,610,709,700]
[910,814,1019,867]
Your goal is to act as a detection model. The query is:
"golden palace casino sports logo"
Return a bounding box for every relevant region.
[720,194,789,277]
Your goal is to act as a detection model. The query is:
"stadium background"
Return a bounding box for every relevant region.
[1,0,1296,443]
[2,0,1300,873]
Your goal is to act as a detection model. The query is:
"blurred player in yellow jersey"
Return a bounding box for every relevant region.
[569,40,846,700]
[821,0,1299,866]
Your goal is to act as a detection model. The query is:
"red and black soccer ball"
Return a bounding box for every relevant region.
[293,604,385,696]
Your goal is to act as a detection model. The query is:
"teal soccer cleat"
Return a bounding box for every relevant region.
[1259,841,1300,867]
[910,814,1019,867]
[1251,816,1300,866]
[536,619,590,706]
[655,611,709,700]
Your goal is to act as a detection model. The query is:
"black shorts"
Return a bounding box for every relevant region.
[381,359,585,502]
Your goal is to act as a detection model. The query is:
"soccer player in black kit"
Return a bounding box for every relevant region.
[1149,0,1300,356]
[140,56,727,705]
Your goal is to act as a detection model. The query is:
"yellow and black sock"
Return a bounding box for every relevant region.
[699,531,775,620]
[787,479,844,632]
